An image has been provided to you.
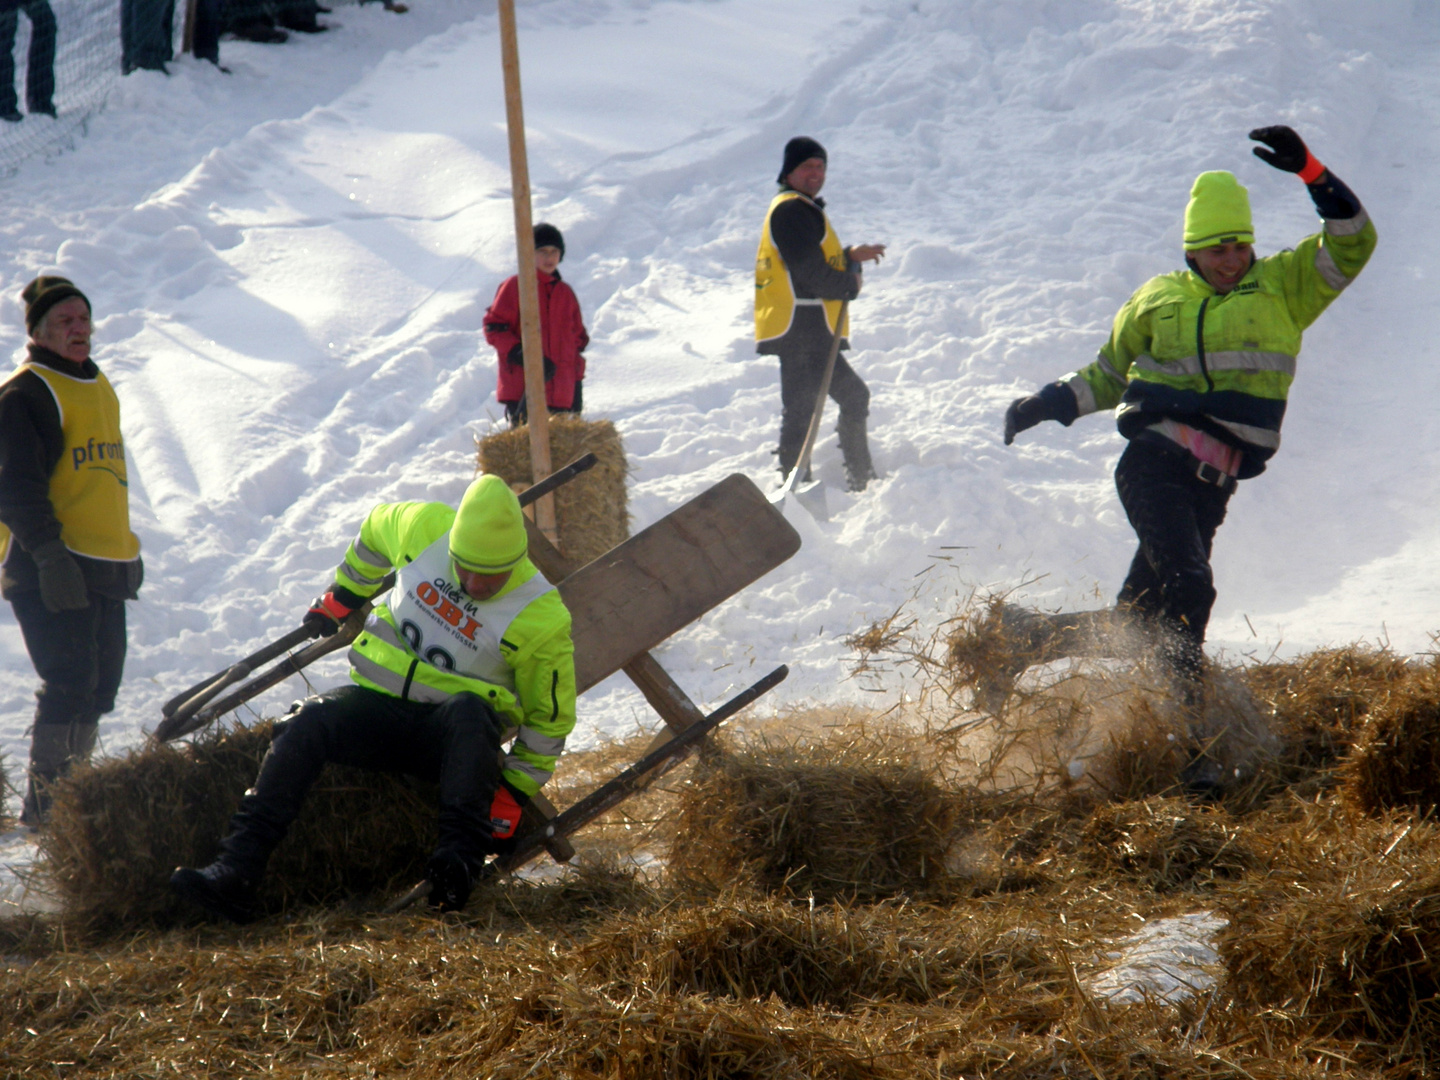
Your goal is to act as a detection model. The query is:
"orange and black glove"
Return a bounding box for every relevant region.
[303,589,356,637]
[1250,125,1326,183]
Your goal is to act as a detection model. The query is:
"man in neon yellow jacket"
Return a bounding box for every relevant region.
[1003,126,1376,702]
[172,474,576,922]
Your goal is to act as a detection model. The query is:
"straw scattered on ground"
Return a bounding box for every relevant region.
[11,590,1440,1077]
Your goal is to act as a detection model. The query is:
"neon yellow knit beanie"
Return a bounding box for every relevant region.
[1183,171,1254,251]
[449,474,528,574]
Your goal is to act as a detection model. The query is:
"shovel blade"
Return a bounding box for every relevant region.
[792,478,829,521]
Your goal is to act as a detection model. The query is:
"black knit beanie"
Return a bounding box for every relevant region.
[777,136,827,183]
[22,275,90,334]
[533,222,565,260]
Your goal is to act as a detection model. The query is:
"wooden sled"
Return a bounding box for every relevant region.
[157,469,802,878]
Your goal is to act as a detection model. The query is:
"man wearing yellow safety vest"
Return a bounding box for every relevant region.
[171,475,576,922]
[0,277,143,827]
[756,136,886,491]
[1003,126,1376,706]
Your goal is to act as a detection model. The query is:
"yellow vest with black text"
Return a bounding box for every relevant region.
[755,191,849,344]
[0,363,139,564]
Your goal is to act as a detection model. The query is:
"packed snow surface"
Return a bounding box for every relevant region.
[0,0,1435,782]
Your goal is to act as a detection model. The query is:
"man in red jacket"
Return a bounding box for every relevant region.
[484,223,590,427]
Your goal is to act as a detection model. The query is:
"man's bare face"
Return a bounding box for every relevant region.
[785,157,826,198]
[34,296,92,363]
[1190,241,1253,294]
[455,566,511,602]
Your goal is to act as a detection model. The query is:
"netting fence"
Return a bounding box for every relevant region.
[0,0,368,177]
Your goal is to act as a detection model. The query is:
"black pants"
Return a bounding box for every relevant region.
[777,340,869,477]
[10,590,127,727]
[1113,439,1233,683]
[121,0,174,73]
[0,0,54,115]
[220,685,507,874]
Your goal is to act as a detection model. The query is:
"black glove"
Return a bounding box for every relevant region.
[1003,395,1053,446]
[424,849,475,913]
[1249,126,1319,177]
[30,538,88,613]
[506,345,556,380]
[303,591,353,637]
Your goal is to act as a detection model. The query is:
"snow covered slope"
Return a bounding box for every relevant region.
[0,0,1434,770]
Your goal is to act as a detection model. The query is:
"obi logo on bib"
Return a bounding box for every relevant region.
[399,578,484,671]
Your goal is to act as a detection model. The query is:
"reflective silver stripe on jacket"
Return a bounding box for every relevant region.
[1131,350,1296,378]
[1211,417,1282,449]
[1324,208,1370,237]
[503,753,553,786]
[792,298,825,306]
[1060,370,1098,415]
[348,648,451,704]
[515,725,567,758]
[339,537,392,587]
[1314,245,1351,291]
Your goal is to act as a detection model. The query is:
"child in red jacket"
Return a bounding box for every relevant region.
[484,223,590,426]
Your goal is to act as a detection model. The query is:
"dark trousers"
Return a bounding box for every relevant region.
[220,685,506,874]
[121,0,174,73]
[0,0,54,115]
[10,590,127,726]
[777,340,869,477]
[190,0,223,64]
[1113,438,1233,683]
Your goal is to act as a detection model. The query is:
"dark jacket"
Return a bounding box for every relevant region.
[0,345,142,600]
[760,187,860,356]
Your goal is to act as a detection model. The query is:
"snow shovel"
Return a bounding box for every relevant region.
[382,663,789,913]
[154,452,601,742]
[770,300,848,521]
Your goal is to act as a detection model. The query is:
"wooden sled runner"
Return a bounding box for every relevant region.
[155,462,803,888]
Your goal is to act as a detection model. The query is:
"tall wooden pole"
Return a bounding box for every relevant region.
[183,0,199,54]
[497,0,559,545]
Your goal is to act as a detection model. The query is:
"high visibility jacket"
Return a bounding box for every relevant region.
[1061,210,1377,479]
[0,360,140,566]
[333,500,576,797]
[755,191,850,345]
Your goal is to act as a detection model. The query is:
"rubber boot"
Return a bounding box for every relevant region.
[68,720,99,768]
[836,412,878,492]
[20,723,74,829]
[970,606,1130,713]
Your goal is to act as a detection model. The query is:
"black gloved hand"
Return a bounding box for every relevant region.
[505,343,524,366]
[1003,395,1053,446]
[303,591,353,637]
[1249,125,1313,174]
[543,356,556,381]
[30,538,88,613]
[424,849,475,913]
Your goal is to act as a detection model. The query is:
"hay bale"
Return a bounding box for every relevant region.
[1240,646,1418,787]
[1342,673,1440,814]
[39,718,436,934]
[1220,802,1440,1056]
[668,736,964,901]
[1080,797,1254,892]
[476,415,628,568]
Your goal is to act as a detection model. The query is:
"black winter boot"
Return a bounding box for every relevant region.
[424,849,479,913]
[20,721,89,829]
[170,861,261,924]
[836,413,878,492]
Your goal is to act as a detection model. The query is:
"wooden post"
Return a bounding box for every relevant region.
[497,0,559,545]
[183,0,199,54]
